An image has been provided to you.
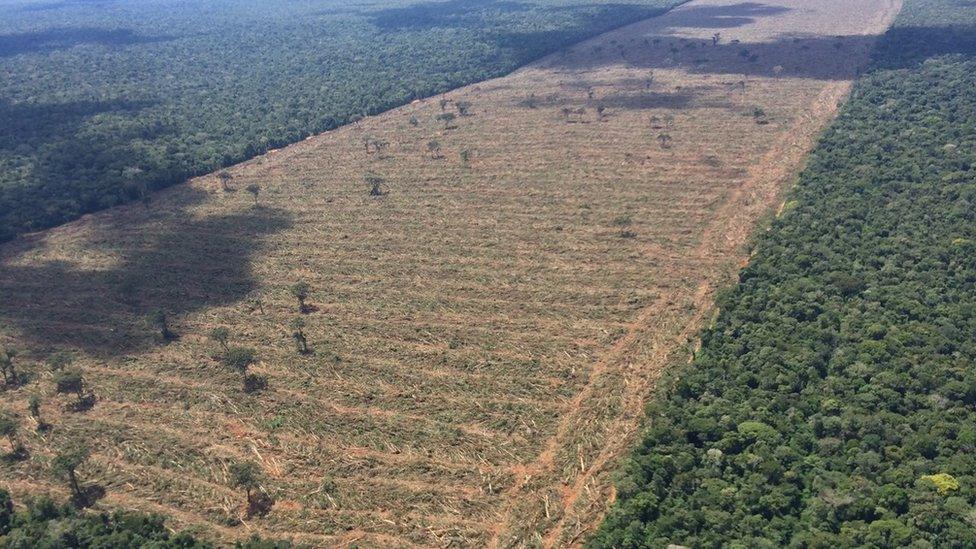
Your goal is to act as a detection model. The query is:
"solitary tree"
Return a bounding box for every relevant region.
[210,327,230,353]
[439,98,450,111]
[0,413,23,456]
[229,460,270,516]
[290,318,309,355]
[245,184,261,206]
[222,347,256,391]
[456,101,472,116]
[366,174,386,197]
[712,32,721,46]
[460,149,471,166]
[753,107,768,124]
[27,394,47,431]
[290,281,311,313]
[52,444,89,503]
[217,171,233,191]
[148,310,174,341]
[426,140,442,159]
[658,133,673,149]
[55,368,87,406]
[0,347,16,386]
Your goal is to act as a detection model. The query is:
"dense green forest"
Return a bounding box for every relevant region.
[0,0,683,242]
[591,0,976,546]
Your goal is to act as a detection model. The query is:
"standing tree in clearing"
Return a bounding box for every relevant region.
[54,369,87,407]
[0,413,23,457]
[222,347,256,391]
[245,184,261,206]
[52,444,90,503]
[209,327,230,353]
[0,347,17,386]
[290,281,311,313]
[290,317,309,354]
[217,171,233,191]
[148,310,175,341]
[228,461,261,516]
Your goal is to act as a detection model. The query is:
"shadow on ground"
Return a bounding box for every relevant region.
[0,188,292,356]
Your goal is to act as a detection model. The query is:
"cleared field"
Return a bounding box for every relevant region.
[0,0,899,546]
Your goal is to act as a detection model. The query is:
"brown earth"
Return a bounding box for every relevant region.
[0,0,900,546]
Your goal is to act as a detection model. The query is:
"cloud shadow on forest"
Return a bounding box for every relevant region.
[0,26,175,57]
[0,98,160,152]
[0,189,292,356]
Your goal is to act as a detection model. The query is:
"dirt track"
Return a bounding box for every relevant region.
[0,0,901,546]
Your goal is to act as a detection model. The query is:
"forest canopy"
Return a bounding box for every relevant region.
[591,0,976,546]
[0,0,682,242]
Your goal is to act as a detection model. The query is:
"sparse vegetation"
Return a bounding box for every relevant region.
[0,412,24,457]
[53,368,87,408]
[222,347,257,392]
[290,318,309,355]
[148,309,175,342]
[51,444,90,504]
[289,282,311,313]
[245,184,261,207]
[209,327,231,353]
[229,460,273,517]
[0,347,17,386]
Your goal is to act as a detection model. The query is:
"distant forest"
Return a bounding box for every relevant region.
[0,0,682,242]
[592,0,976,546]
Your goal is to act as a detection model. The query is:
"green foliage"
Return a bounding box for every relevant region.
[0,412,17,443]
[290,281,310,311]
[222,347,256,374]
[592,1,976,546]
[45,351,72,372]
[53,368,84,401]
[0,347,16,385]
[229,460,261,493]
[148,309,174,341]
[51,444,89,497]
[920,474,960,496]
[0,0,682,242]
[26,394,40,419]
[0,488,291,547]
[209,326,230,351]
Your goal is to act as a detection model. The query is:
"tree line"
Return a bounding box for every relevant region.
[592,0,976,546]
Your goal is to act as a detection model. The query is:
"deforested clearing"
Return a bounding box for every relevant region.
[0,0,901,546]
